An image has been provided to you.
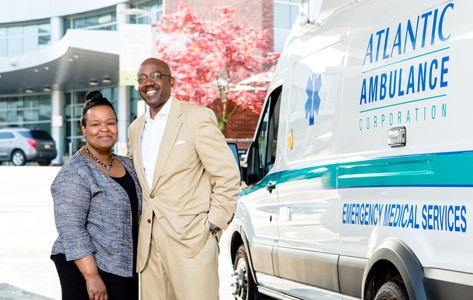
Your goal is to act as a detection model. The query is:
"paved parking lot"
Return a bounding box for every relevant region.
[0,166,236,300]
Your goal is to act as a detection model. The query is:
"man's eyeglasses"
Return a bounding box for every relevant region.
[137,71,171,84]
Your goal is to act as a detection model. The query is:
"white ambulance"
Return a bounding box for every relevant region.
[227,0,473,299]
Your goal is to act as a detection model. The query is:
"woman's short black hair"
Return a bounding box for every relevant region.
[80,90,117,127]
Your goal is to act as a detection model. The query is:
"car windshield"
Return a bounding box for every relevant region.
[18,130,53,140]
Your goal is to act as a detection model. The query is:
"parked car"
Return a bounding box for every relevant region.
[0,128,57,166]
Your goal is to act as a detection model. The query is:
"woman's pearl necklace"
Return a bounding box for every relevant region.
[85,147,115,171]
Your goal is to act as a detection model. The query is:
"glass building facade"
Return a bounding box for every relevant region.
[0,0,164,163]
[0,94,52,131]
[274,0,299,51]
[0,0,295,164]
[0,22,52,57]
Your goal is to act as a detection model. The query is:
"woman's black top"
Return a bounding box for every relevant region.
[111,169,139,272]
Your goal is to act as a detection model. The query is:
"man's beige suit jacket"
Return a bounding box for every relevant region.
[128,99,240,272]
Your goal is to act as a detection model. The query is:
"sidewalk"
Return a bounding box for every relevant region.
[0,166,236,300]
[0,283,53,300]
[0,166,60,299]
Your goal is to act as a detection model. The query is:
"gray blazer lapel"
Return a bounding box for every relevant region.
[151,100,182,192]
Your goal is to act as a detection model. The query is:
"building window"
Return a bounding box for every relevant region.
[0,22,51,57]
[274,0,299,52]
[129,0,163,24]
[64,10,117,31]
[274,0,299,29]
[130,88,143,122]
[0,95,52,132]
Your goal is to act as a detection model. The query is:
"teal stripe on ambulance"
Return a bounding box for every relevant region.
[241,150,473,196]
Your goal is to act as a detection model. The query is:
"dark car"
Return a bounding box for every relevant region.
[0,128,57,166]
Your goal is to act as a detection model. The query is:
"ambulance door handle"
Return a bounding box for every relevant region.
[266,181,276,193]
[280,207,291,222]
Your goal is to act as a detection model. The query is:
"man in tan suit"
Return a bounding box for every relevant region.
[128,58,240,300]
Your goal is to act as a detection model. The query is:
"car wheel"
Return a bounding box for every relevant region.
[374,281,408,300]
[232,245,259,300]
[11,150,26,166]
[38,160,51,166]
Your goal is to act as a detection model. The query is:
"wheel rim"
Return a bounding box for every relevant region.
[12,152,25,166]
[232,256,249,300]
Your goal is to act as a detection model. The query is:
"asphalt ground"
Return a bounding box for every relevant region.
[0,166,236,300]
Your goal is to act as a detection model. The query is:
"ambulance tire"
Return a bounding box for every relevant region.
[232,245,260,300]
[374,281,408,300]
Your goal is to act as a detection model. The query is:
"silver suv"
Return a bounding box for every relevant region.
[0,128,57,166]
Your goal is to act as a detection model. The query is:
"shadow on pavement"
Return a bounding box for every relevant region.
[0,283,54,300]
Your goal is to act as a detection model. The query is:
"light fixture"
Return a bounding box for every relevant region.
[24,88,34,93]
[43,86,52,92]
[89,79,98,86]
[102,76,112,83]
[9,57,17,67]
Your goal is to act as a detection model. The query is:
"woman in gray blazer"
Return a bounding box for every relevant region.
[50,90,142,300]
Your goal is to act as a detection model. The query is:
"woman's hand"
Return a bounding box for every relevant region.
[74,254,108,300]
[85,273,108,300]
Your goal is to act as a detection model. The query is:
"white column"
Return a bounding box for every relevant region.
[117,85,130,156]
[116,3,130,31]
[50,16,64,42]
[51,88,65,164]
[116,2,134,157]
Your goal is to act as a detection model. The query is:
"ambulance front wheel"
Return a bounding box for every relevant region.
[374,281,408,300]
[232,245,259,300]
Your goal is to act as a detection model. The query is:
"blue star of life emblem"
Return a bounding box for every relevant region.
[305,74,322,126]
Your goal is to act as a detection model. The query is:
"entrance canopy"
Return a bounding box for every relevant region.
[0,29,120,95]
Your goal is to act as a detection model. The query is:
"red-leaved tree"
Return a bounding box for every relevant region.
[154,2,280,135]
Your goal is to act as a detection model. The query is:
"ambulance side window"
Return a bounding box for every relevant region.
[255,109,269,180]
[267,94,281,170]
[249,88,281,184]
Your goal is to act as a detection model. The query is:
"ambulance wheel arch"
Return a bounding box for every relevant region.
[362,239,428,300]
[229,227,260,299]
